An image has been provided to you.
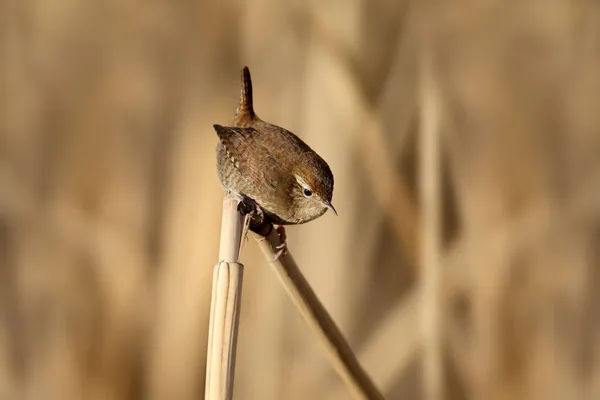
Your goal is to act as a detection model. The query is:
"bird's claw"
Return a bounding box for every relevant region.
[238,196,256,216]
[268,225,287,262]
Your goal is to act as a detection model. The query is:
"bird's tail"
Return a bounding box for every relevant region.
[234,66,256,126]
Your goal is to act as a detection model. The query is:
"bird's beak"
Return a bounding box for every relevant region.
[324,201,338,216]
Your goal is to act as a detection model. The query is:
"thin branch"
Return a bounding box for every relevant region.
[325,288,421,398]
[252,229,385,400]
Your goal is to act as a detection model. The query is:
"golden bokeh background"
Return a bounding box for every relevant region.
[2,0,600,399]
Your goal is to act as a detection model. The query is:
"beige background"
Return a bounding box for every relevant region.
[1,0,600,399]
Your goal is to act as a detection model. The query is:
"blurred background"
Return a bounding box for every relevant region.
[2,0,600,399]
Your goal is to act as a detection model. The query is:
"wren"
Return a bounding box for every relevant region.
[214,66,336,239]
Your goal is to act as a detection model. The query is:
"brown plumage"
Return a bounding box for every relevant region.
[214,66,336,226]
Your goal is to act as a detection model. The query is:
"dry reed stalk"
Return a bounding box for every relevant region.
[325,288,420,398]
[205,196,246,400]
[419,49,444,400]
[253,229,385,400]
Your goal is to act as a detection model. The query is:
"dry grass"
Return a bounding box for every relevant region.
[1,0,600,399]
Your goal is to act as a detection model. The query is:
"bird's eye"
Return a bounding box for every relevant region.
[303,188,313,197]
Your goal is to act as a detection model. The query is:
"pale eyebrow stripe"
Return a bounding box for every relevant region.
[295,175,309,187]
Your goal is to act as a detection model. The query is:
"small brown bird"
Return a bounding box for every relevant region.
[214,66,336,249]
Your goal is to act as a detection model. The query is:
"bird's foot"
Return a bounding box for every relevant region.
[268,225,287,262]
[237,196,256,215]
[238,196,266,225]
[237,196,259,252]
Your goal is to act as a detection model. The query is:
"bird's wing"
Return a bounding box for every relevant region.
[213,124,283,192]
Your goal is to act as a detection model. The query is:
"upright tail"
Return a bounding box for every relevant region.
[234,66,256,126]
